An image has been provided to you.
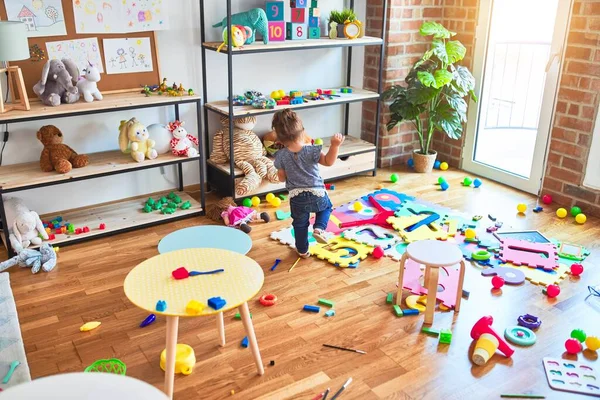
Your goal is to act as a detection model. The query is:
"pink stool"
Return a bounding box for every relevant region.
[396,240,466,324]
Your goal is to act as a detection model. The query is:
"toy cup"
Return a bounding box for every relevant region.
[472,333,499,366]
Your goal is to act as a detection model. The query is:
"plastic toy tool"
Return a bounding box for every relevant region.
[471,316,514,357]
[339,196,397,230]
[172,266,225,279]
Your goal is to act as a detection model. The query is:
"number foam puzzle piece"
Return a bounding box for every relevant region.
[504,262,568,286]
[498,238,559,271]
[311,237,373,268]
[387,215,448,242]
[342,224,401,248]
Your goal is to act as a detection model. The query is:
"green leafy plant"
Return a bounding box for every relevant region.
[383,21,477,155]
[329,9,356,24]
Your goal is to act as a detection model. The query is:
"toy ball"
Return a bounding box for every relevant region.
[517,203,527,213]
[407,158,414,168]
[570,263,584,276]
[463,177,472,186]
[542,194,552,205]
[433,160,441,169]
[353,201,363,212]
[251,196,261,207]
[586,336,600,351]
[473,178,482,188]
[575,213,587,224]
[376,184,385,190]
[440,181,449,191]
[242,198,252,207]
[464,228,476,240]
[390,173,399,183]
[571,329,587,343]
[372,246,385,259]
[556,208,567,218]
[270,197,281,207]
[565,338,583,354]
[545,284,561,298]
[570,206,582,217]
[147,123,173,154]
[438,176,446,185]
[491,276,505,289]
[266,193,275,203]
[440,162,449,171]
[314,138,324,145]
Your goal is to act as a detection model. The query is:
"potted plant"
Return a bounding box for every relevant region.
[328,9,358,39]
[383,21,477,173]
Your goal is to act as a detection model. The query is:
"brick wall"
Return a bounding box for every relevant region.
[541,0,600,216]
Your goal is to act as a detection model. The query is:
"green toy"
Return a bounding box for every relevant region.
[439,329,452,344]
[463,177,472,186]
[146,198,155,207]
[85,358,126,375]
[242,198,252,207]
[180,201,192,210]
[143,204,152,213]
[570,206,582,217]
[152,202,162,211]
[212,8,269,45]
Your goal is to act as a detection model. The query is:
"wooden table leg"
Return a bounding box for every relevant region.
[455,260,467,313]
[164,316,179,399]
[424,266,439,325]
[217,311,226,347]
[396,253,408,306]
[239,302,264,375]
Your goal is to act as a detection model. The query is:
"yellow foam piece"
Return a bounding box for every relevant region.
[405,295,427,312]
[442,219,458,237]
[504,262,568,286]
[329,214,342,228]
[80,321,101,332]
[387,215,448,242]
[311,236,373,267]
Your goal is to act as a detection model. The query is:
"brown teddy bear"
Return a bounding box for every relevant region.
[36,125,89,174]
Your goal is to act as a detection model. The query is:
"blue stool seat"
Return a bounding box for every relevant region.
[158,225,252,255]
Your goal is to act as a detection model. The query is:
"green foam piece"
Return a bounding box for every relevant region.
[275,210,291,220]
[318,299,334,308]
[393,305,403,317]
[386,293,393,304]
[422,327,440,337]
[439,329,452,344]
[234,313,251,319]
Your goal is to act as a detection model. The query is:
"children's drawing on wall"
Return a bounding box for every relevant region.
[46,37,104,73]
[123,0,168,32]
[3,0,67,37]
[103,38,153,74]
[72,0,168,33]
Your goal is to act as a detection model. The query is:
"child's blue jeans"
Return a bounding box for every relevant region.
[290,192,333,254]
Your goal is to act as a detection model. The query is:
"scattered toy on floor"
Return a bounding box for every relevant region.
[463,177,473,186]
[372,246,385,259]
[504,326,536,346]
[517,203,527,214]
[325,309,336,317]
[440,162,449,171]
[390,173,399,183]
[325,183,335,190]
[565,338,583,354]
[471,316,514,357]
[80,321,101,332]
[543,284,560,298]
[533,206,543,213]
[270,259,281,271]
[322,344,366,354]
[259,294,277,306]
[140,314,156,327]
[473,178,482,188]
[472,333,499,366]
[556,208,567,218]
[303,305,320,313]
[491,276,505,289]
[2,361,20,384]
[570,263,584,276]
[318,299,334,308]
[160,344,195,375]
[517,314,541,330]
[542,194,553,204]
[439,329,452,344]
[575,213,587,224]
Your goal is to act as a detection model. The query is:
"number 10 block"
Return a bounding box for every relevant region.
[268,21,286,42]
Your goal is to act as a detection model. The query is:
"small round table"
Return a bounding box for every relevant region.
[1,372,168,399]
[396,240,466,324]
[124,248,264,399]
[157,225,252,254]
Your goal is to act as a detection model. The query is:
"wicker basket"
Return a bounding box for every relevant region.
[84,358,127,375]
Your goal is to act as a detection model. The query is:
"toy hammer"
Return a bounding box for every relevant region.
[471,316,514,357]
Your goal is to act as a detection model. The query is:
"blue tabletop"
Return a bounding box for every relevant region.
[158,225,252,255]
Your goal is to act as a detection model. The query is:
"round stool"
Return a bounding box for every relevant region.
[396,240,466,324]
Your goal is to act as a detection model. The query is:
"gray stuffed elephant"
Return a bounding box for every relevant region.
[33,59,81,107]
[0,244,57,274]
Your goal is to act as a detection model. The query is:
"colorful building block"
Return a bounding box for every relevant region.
[268,21,286,41]
[309,8,320,17]
[208,296,226,310]
[308,16,319,27]
[82,226,90,233]
[48,233,55,240]
[402,309,419,316]
[422,327,440,337]
[290,8,306,23]
[156,300,167,312]
[241,336,249,348]
[341,87,353,93]
[75,228,82,234]
[266,1,284,21]
[386,293,393,304]
[318,299,334,307]
[99,223,106,230]
[290,97,303,105]
[393,305,403,317]
[325,309,336,317]
[234,312,252,319]
[310,0,318,7]
[303,305,320,313]
[308,27,320,39]
[186,300,204,315]
[439,329,453,344]
[290,0,308,8]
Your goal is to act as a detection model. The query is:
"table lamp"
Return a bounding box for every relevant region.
[0,21,31,113]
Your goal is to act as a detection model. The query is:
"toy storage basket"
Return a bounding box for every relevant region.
[84,358,127,375]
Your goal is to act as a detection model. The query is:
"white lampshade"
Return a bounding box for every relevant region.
[0,21,30,62]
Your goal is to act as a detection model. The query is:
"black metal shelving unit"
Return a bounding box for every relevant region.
[199,0,388,200]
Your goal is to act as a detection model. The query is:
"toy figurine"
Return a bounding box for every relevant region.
[118,118,158,162]
[167,121,199,157]
[206,197,270,233]
[158,78,168,92]
[76,62,103,102]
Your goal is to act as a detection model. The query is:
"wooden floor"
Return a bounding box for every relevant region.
[4,168,600,400]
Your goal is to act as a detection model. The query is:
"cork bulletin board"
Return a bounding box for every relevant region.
[0,0,161,98]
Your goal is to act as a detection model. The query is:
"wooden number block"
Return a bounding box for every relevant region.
[291,7,306,23]
[308,27,320,39]
[286,22,308,40]
[309,8,320,17]
[290,0,308,8]
[268,21,286,41]
[266,1,284,21]
[308,16,320,28]
[311,0,318,7]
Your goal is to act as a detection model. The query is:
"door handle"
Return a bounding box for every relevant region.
[545,48,562,72]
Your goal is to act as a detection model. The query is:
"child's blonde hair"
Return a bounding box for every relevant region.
[272,109,304,144]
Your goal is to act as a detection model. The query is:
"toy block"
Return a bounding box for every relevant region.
[208,296,226,310]
[386,293,393,304]
[234,312,252,319]
[290,97,303,105]
[82,226,90,233]
[290,0,308,8]
[277,99,290,105]
[60,226,67,234]
[75,228,82,234]
[308,16,319,28]
[309,7,320,17]
[180,201,192,210]
[266,1,284,21]
[186,300,204,315]
[439,329,453,344]
[311,0,318,7]
[325,309,336,317]
[156,300,167,312]
[393,305,403,317]
[99,223,106,230]
[290,8,306,23]
[241,336,249,348]
[54,228,61,235]
[45,227,51,234]
[340,87,353,93]
[303,305,320,313]
[290,90,303,97]
[48,233,55,240]
[308,27,320,39]
[422,327,440,337]
[268,21,286,41]
[403,309,419,316]
[318,299,334,307]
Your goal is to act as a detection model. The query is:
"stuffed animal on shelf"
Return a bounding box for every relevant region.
[4,197,48,253]
[167,120,199,157]
[118,118,158,162]
[262,130,312,156]
[206,197,270,233]
[213,8,269,44]
[33,59,80,107]
[0,244,57,274]
[76,62,103,103]
[217,25,252,52]
[210,116,278,196]
[37,125,89,174]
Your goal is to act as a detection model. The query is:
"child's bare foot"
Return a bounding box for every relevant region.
[297,250,310,259]
[312,228,329,244]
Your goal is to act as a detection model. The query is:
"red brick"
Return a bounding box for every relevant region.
[567,31,599,46]
[401,20,423,31]
[565,45,592,60]
[590,79,600,91]
[560,74,579,88]
[463,0,478,6]
[563,184,598,203]
[568,104,580,116]
[579,77,591,89]
[590,18,600,31]
[547,152,562,166]
[389,32,412,43]
[552,127,578,142]
[548,166,582,183]
[557,88,596,104]
[568,61,600,77]
[543,177,564,192]
[549,140,583,157]
[562,156,585,172]
[583,2,600,14]
[581,106,596,119]
[556,101,568,113]
[569,16,587,31]
[578,133,591,146]
[557,116,593,132]
[424,7,443,17]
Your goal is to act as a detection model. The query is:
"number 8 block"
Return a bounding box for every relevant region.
[286,22,307,40]
[268,21,286,42]
[266,1,284,21]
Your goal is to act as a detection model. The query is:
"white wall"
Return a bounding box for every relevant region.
[2,0,366,215]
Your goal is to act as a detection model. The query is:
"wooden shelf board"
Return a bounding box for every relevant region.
[1,191,202,250]
[202,36,383,54]
[0,92,201,123]
[208,135,375,177]
[204,87,379,117]
[0,151,200,192]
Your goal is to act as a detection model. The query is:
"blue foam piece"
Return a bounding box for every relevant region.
[158,225,252,255]
[325,309,336,317]
[241,336,249,348]
[303,305,320,313]
[156,300,167,312]
[208,296,226,310]
[402,309,419,316]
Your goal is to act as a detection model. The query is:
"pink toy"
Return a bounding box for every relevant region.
[491,276,505,289]
[75,228,82,234]
[172,267,189,280]
[497,237,559,271]
[565,338,583,354]
[99,223,106,230]
[82,226,90,233]
[372,246,384,259]
[168,120,199,158]
[400,258,460,309]
[339,196,395,230]
[545,284,560,298]
[471,316,514,357]
[570,263,584,276]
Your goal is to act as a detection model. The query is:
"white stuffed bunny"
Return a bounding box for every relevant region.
[76,62,103,103]
[168,120,199,157]
[4,197,48,253]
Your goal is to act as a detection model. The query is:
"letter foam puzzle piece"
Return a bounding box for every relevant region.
[341,224,401,248]
[387,215,448,242]
[498,238,559,271]
[311,236,373,268]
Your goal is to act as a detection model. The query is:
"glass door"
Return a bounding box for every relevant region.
[462,0,572,194]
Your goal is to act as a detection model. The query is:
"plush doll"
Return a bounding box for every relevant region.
[118,118,158,162]
[216,25,252,53]
[33,59,80,107]
[76,62,103,103]
[262,130,313,156]
[213,8,268,44]
[4,197,48,253]
[206,197,269,233]
[210,116,278,196]
[167,121,199,157]
[37,125,89,174]
[0,244,57,274]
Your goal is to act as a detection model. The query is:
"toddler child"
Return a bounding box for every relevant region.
[272,109,345,258]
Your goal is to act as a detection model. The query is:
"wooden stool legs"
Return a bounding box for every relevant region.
[216,312,226,347]
[164,316,179,399]
[239,302,264,375]
[454,260,466,313]
[395,253,409,306]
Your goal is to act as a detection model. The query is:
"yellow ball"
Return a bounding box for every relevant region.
[575,213,587,224]
[353,201,363,212]
[517,203,527,213]
[440,162,449,171]
[266,193,275,202]
[270,197,281,207]
[464,228,476,240]
[251,196,260,207]
[556,208,568,218]
[586,336,600,351]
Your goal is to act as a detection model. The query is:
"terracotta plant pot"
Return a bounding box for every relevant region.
[413,150,437,173]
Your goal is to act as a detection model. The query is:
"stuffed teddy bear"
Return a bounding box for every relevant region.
[0,244,57,274]
[33,59,80,107]
[210,116,278,196]
[118,118,158,162]
[37,125,89,174]
[206,197,269,233]
[76,62,103,103]
[4,197,48,253]
[167,120,199,157]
